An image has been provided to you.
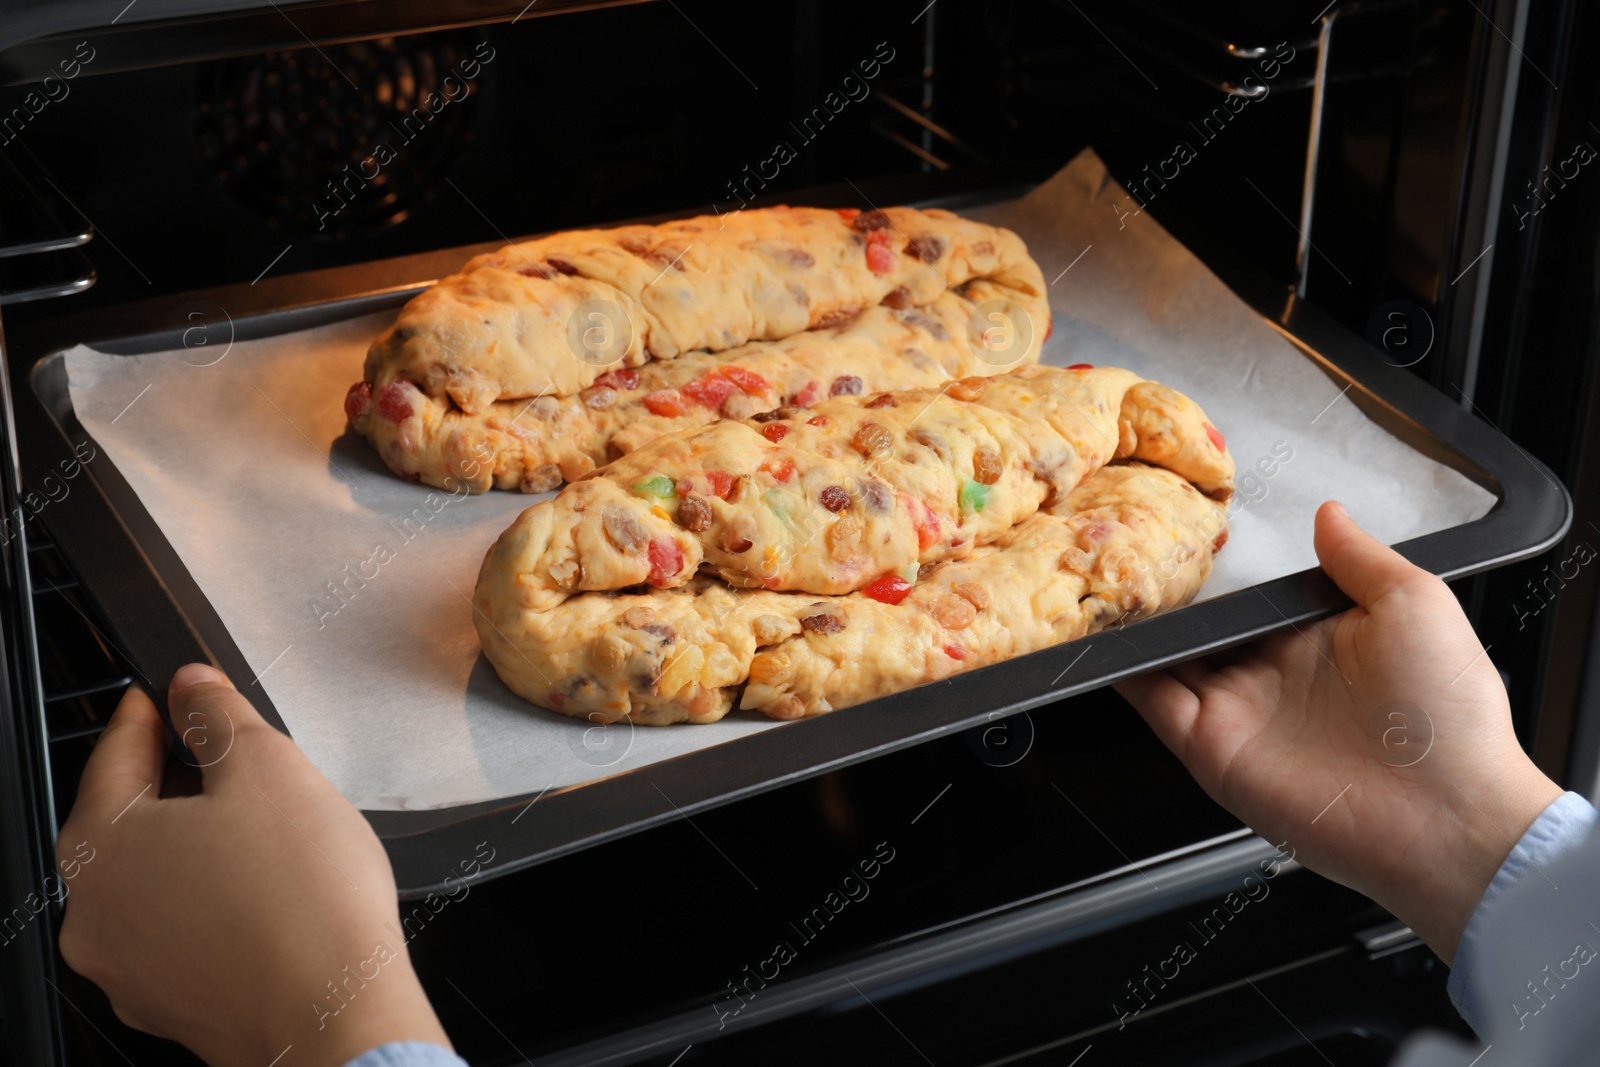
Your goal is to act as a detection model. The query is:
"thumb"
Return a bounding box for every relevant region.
[75,683,169,819]
[1312,501,1432,609]
[167,663,265,782]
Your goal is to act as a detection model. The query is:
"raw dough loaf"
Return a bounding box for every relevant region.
[491,365,1232,609]
[348,278,1048,494]
[472,462,1229,724]
[359,205,1044,408]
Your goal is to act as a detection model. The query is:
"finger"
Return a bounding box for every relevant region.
[1313,500,1429,608]
[1114,669,1201,755]
[167,663,261,785]
[76,683,169,818]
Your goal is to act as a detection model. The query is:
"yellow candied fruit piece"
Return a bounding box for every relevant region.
[658,645,705,696]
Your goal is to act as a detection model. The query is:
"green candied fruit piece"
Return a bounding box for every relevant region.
[763,489,796,525]
[896,561,921,584]
[959,478,990,513]
[633,474,677,500]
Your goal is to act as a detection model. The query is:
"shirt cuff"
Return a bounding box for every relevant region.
[1447,790,1600,1032]
[341,1041,469,1067]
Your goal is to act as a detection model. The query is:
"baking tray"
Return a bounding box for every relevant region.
[11,194,1570,898]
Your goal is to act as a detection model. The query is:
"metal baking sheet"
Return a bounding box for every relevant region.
[12,182,1568,897]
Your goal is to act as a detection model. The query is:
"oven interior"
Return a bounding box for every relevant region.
[3,0,1597,1063]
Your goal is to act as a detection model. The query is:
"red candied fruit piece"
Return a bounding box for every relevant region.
[865,231,896,275]
[1212,528,1229,554]
[374,381,415,423]
[903,494,941,551]
[1044,320,1054,343]
[682,374,738,409]
[647,537,684,587]
[943,644,967,660]
[1068,363,1094,370]
[705,470,736,499]
[343,381,372,424]
[761,423,790,443]
[594,368,640,391]
[862,574,913,605]
[759,457,796,482]
[762,575,782,589]
[835,207,861,222]
[791,380,821,407]
[547,690,566,709]
[807,415,827,427]
[716,366,769,395]
[1205,423,1227,452]
[642,389,689,417]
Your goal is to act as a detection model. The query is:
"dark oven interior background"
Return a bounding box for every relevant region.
[6,0,1600,1064]
[0,1,1442,314]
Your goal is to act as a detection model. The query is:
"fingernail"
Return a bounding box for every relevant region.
[1329,500,1347,517]
[171,663,226,693]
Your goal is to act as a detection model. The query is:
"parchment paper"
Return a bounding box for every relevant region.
[61,149,1495,810]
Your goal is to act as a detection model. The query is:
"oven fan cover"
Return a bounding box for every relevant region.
[194,34,483,239]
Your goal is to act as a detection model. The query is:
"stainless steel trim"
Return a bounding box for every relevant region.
[873,90,986,162]
[869,122,950,171]
[1222,79,1271,99]
[0,251,94,305]
[0,144,94,260]
[1457,0,1531,405]
[1297,8,1338,298]
[1356,919,1418,953]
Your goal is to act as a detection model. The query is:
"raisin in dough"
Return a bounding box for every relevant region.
[348,279,1048,494]
[356,206,1044,413]
[493,366,1232,609]
[471,462,1229,725]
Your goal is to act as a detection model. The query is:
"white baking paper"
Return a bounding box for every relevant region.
[61,148,1495,810]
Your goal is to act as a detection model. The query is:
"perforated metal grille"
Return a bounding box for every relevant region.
[195,35,484,238]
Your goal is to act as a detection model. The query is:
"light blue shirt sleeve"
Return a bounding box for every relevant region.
[342,1042,469,1067]
[1447,790,1600,1033]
